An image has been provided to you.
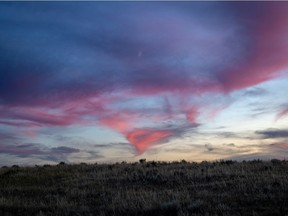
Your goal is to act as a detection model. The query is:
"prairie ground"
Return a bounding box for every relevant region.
[0,159,288,216]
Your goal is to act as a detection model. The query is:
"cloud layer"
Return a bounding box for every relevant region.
[1,2,288,162]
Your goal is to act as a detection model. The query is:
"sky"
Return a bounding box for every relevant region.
[1,2,288,165]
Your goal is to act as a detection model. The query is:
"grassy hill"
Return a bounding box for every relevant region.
[1,159,288,216]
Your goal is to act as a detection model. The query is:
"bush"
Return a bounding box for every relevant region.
[271,159,282,165]
[139,159,146,164]
[1,160,288,215]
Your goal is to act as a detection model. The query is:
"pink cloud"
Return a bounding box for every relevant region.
[276,106,288,121]
[218,3,288,92]
[185,107,198,124]
[2,2,288,156]
[126,129,175,153]
[270,143,288,149]
[99,113,136,133]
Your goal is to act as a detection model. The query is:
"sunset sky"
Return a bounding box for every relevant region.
[1,2,288,165]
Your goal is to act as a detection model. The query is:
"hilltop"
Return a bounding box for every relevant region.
[1,159,288,216]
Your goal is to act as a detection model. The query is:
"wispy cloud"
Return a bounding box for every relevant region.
[276,104,288,120]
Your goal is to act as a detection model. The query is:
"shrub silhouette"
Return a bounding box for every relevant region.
[139,158,146,164]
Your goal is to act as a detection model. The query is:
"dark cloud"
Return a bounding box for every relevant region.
[243,87,268,97]
[0,132,19,141]
[204,143,214,152]
[216,132,254,140]
[1,2,286,106]
[218,132,239,138]
[249,105,274,118]
[214,131,257,140]
[0,142,80,162]
[223,143,236,147]
[95,142,132,149]
[0,120,42,127]
[255,129,288,139]
[50,146,79,154]
[0,143,43,157]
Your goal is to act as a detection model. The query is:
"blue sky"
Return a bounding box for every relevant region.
[0,2,288,165]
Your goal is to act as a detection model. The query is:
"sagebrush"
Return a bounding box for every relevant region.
[1,160,288,216]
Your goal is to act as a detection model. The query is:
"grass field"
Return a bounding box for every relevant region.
[1,159,288,216]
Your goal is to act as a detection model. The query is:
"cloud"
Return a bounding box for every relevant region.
[223,143,236,147]
[10,111,73,126]
[0,120,42,128]
[127,122,199,153]
[50,146,80,154]
[1,2,288,154]
[216,2,288,92]
[226,141,288,161]
[213,131,255,140]
[276,104,288,120]
[98,112,137,133]
[255,129,288,139]
[0,142,79,162]
[218,132,240,139]
[0,143,42,157]
[0,132,19,141]
[1,2,286,104]
[95,142,132,149]
[243,87,268,97]
[204,143,214,152]
[126,129,174,153]
[270,142,288,149]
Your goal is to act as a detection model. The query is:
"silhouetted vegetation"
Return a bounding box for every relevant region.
[1,159,288,215]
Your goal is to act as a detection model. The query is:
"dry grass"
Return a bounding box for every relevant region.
[1,159,288,215]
